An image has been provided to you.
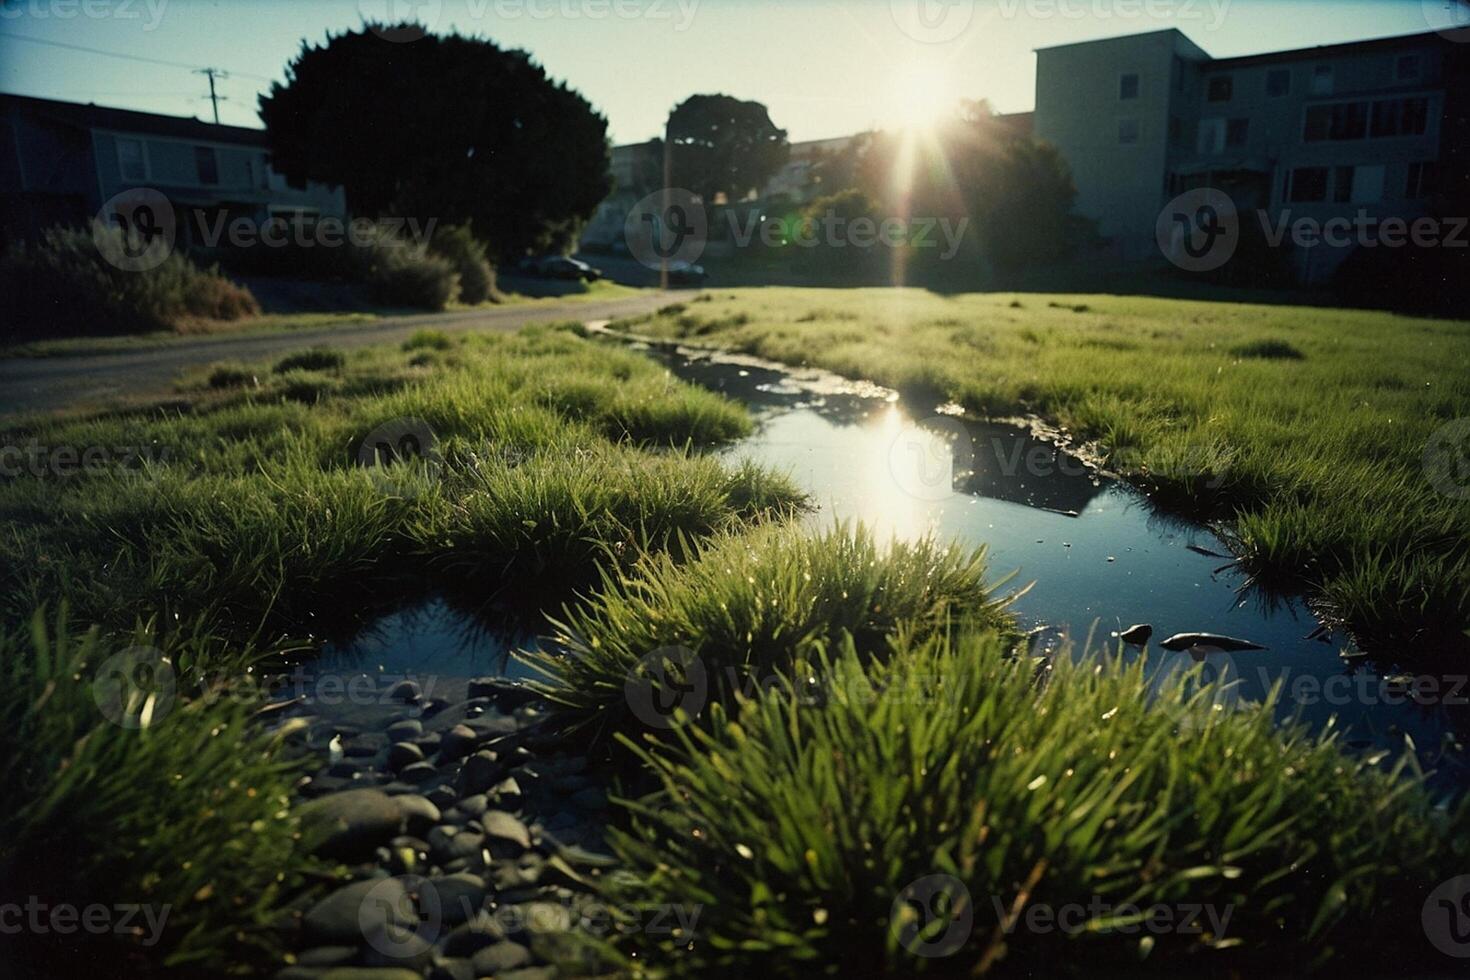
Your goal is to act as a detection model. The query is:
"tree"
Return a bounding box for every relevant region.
[666,94,789,204]
[258,24,611,260]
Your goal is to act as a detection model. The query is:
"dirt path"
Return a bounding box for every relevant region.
[0,291,675,418]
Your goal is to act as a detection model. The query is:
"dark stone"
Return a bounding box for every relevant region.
[299,789,405,861]
[457,793,489,818]
[425,784,458,809]
[428,960,475,980]
[385,719,423,741]
[302,877,407,943]
[458,751,502,796]
[428,871,488,925]
[398,761,438,784]
[295,946,357,967]
[392,794,441,835]
[438,724,480,763]
[471,941,532,975]
[386,742,425,772]
[442,916,507,957]
[389,679,422,703]
[482,811,532,853]
[359,923,435,971]
[1119,623,1153,646]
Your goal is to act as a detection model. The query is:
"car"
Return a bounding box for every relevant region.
[666,260,708,286]
[530,255,603,281]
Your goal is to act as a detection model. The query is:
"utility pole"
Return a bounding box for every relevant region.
[661,112,672,291]
[195,68,229,124]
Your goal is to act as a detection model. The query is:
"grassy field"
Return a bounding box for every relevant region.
[618,288,1470,654]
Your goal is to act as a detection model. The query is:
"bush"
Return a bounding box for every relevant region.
[1230,339,1304,360]
[524,524,1012,743]
[607,627,1470,976]
[273,347,346,373]
[403,329,454,352]
[0,610,310,974]
[0,223,259,340]
[430,224,499,304]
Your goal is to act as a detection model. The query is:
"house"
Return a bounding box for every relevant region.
[1033,29,1462,280]
[0,93,346,246]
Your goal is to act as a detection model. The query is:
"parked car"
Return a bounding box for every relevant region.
[667,260,708,286]
[527,255,603,281]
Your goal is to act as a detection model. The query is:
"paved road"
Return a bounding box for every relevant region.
[0,291,674,418]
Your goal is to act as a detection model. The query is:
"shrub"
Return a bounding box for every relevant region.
[607,627,1470,976]
[430,224,499,304]
[403,329,455,352]
[273,347,346,373]
[207,364,259,389]
[0,610,309,974]
[1230,339,1304,360]
[524,523,1013,743]
[0,223,259,340]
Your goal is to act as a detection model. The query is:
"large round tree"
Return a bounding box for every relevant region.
[258,24,611,260]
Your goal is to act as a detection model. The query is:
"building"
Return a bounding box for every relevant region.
[1033,29,1460,280]
[0,93,345,245]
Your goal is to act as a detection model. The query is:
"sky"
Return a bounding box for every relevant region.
[0,0,1457,144]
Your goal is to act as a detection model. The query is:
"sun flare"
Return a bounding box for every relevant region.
[881,62,953,133]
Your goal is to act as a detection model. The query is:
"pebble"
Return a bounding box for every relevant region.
[386,742,425,772]
[471,941,533,975]
[388,680,421,704]
[427,960,475,980]
[392,794,441,835]
[442,917,507,957]
[429,871,489,925]
[438,724,480,762]
[303,878,407,943]
[298,789,405,861]
[482,810,532,853]
[385,719,423,741]
[458,751,502,796]
[398,761,438,784]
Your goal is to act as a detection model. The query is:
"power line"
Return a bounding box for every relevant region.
[0,31,275,82]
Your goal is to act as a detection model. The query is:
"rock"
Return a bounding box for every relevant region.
[386,742,425,772]
[398,761,438,784]
[428,960,476,980]
[499,969,557,980]
[420,697,450,718]
[439,724,480,762]
[482,811,532,853]
[509,901,573,939]
[428,872,488,925]
[385,719,423,741]
[388,679,422,703]
[425,784,458,809]
[296,946,358,968]
[327,761,361,778]
[431,831,487,865]
[570,787,607,811]
[299,789,405,861]
[1118,624,1152,646]
[457,794,489,818]
[392,794,441,835]
[443,916,508,957]
[492,777,523,807]
[359,923,435,971]
[319,970,425,980]
[471,941,533,975]
[303,878,408,943]
[1159,632,1266,653]
[273,968,321,980]
[458,751,502,796]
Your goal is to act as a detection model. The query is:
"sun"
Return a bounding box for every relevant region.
[881,62,954,133]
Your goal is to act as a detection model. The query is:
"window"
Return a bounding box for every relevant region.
[1226,118,1250,147]
[1333,166,1354,203]
[1396,54,1422,81]
[1119,72,1139,100]
[1118,118,1140,144]
[1169,115,1186,146]
[1351,164,1384,203]
[1371,97,1429,138]
[1198,117,1225,154]
[1267,68,1291,97]
[194,146,219,185]
[1173,56,1186,93]
[1288,167,1329,203]
[1304,100,1369,142]
[1312,64,1334,95]
[1207,75,1233,102]
[1407,161,1438,198]
[117,138,146,181]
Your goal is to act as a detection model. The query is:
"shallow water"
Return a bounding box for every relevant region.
[331,339,1469,786]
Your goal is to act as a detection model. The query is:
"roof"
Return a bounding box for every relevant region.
[1034,28,1187,54]
[0,92,266,145]
[1209,30,1448,69]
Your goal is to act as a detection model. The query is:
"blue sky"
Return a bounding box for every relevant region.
[0,0,1453,144]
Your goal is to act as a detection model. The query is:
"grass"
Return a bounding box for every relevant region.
[604,623,1470,976]
[0,323,800,643]
[524,523,1017,745]
[0,610,311,976]
[616,288,1470,652]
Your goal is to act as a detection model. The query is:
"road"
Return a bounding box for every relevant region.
[0,291,674,418]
